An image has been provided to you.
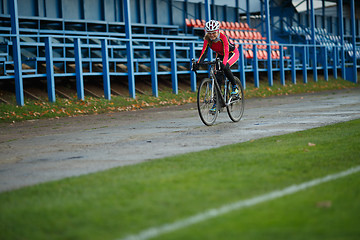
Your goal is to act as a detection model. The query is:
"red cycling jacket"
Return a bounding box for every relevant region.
[197,32,238,66]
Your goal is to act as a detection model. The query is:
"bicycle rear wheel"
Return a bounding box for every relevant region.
[197,78,218,126]
[226,77,245,122]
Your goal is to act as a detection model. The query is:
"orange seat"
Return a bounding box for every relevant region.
[230,31,236,38]
[221,21,227,29]
[185,18,192,27]
[225,30,231,37]
[247,50,254,59]
[252,31,257,39]
[256,41,263,49]
[239,31,245,39]
[271,50,280,59]
[244,23,250,30]
[261,40,267,49]
[271,50,276,59]
[230,22,236,29]
[270,41,275,49]
[234,31,240,39]
[239,22,245,30]
[191,19,202,28]
[244,31,249,39]
[248,31,254,39]
[257,50,264,60]
[226,22,231,29]
[234,22,240,30]
[262,50,268,59]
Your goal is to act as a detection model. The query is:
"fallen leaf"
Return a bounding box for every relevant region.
[316,201,332,208]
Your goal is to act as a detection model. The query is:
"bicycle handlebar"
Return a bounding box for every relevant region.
[191,58,222,74]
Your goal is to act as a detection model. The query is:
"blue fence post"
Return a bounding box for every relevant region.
[101,39,111,100]
[189,42,196,92]
[310,0,317,82]
[126,41,136,98]
[333,46,338,79]
[170,42,178,94]
[253,45,259,88]
[124,0,136,98]
[74,38,85,101]
[238,44,246,89]
[45,37,55,102]
[265,0,273,86]
[150,41,158,97]
[291,45,296,84]
[279,45,285,85]
[10,0,24,106]
[302,46,308,84]
[312,46,318,82]
[338,0,346,79]
[323,46,328,81]
[205,0,211,21]
[350,0,357,83]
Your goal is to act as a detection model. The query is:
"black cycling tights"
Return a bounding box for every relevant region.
[215,63,237,86]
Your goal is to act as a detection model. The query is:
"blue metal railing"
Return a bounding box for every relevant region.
[1,33,359,105]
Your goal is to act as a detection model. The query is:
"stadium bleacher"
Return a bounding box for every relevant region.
[185,18,289,61]
[283,24,360,60]
[0,14,199,81]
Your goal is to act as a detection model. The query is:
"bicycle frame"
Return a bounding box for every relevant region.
[208,62,240,109]
[209,65,227,108]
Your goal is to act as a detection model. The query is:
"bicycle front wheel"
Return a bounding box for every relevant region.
[226,77,245,122]
[197,78,218,126]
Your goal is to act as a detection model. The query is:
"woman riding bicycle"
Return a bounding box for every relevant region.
[193,20,240,113]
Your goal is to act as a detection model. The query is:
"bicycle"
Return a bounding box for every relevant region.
[191,58,245,126]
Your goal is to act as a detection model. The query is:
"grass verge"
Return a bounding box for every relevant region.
[0,119,359,240]
[0,77,358,123]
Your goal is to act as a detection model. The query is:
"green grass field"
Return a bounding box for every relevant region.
[0,119,359,240]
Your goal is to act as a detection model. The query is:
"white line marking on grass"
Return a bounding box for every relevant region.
[120,165,360,240]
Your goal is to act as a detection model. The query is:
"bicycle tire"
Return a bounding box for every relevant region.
[226,77,245,122]
[197,78,218,126]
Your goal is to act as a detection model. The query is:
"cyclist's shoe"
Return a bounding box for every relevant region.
[231,85,239,95]
[209,103,217,114]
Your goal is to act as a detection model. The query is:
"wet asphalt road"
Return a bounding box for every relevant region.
[0,88,359,192]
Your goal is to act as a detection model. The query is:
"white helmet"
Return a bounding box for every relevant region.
[205,20,220,32]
